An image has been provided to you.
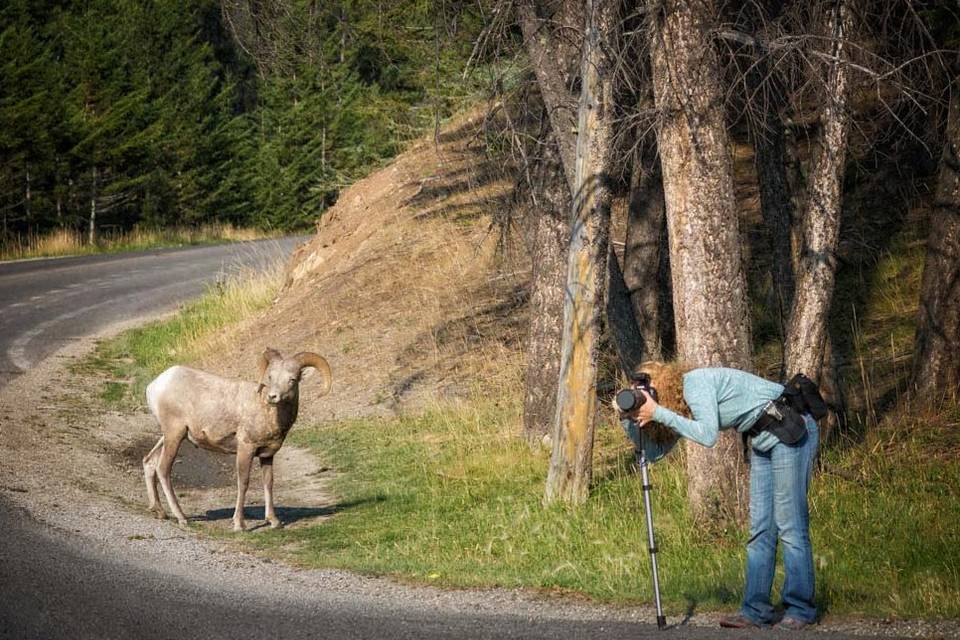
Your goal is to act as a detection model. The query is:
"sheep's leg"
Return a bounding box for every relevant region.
[260,456,282,529]
[156,431,189,526]
[142,436,166,519]
[232,445,255,532]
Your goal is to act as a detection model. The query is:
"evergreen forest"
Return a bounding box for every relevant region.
[0,0,489,239]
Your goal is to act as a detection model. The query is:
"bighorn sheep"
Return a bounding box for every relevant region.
[142,349,331,531]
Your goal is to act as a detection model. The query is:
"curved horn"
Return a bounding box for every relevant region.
[293,352,332,396]
[257,348,282,391]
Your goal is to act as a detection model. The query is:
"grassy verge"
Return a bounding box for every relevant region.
[79,259,283,406]
[1,223,284,262]
[82,227,960,620]
[235,400,957,620]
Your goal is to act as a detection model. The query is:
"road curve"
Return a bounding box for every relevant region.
[0,239,304,390]
[0,243,863,640]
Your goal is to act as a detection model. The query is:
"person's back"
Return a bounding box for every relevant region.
[652,367,783,450]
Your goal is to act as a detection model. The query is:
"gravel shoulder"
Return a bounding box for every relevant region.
[1,326,957,640]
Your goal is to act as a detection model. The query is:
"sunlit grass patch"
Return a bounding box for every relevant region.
[0,223,281,261]
[237,397,960,619]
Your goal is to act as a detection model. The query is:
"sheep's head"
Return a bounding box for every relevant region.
[257,348,332,405]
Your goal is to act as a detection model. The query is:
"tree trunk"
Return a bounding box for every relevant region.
[749,71,795,368]
[88,166,97,246]
[25,167,32,225]
[517,0,582,191]
[784,0,853,382]
[524,135,572,447]
[648,0,752,524]
[606,246,646,373]
[544,0,618,505]
[623,159,672,361]
[912,82,960,401]
[517,1,582,446]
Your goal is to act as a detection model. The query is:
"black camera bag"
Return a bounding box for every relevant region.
[782,373,829,420]
[763,401,807,445]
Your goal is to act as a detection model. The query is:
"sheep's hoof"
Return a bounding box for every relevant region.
[176,518,190,529]
[268,518,284,530]
[232,520,246,532]
[150,508,167,520]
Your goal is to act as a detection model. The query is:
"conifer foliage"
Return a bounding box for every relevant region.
[0,0,486,239]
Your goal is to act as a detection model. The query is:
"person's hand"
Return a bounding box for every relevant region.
[635,390,659,426]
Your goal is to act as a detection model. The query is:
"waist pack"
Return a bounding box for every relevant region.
[781,372,829,420]
[748,398,807,445]
[743,373,828,457]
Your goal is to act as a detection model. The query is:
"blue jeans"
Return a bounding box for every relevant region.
[741,414,818,625]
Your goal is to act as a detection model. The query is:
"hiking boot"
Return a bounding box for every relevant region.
[719,613,762,629]
[775,617,811,630]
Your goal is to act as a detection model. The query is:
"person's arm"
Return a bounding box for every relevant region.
[651,405,718,447]
[648,377,720,447]
[620,418,678,462]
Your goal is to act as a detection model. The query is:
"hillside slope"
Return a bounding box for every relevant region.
[200,111,529,423]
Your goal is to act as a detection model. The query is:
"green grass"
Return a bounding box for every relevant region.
[0,223,284,262]
[79,260,283,406]
[79,135,958,620]
[238,401,958,619]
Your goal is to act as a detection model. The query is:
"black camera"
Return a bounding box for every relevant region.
[615,372,658,413]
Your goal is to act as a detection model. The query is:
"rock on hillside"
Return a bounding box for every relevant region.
[200,112,531,424]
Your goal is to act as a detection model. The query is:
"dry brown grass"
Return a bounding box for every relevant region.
[199,110,529,423]
[0,223,273,261]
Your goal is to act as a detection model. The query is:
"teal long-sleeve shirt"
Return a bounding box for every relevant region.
[621,367,784,461]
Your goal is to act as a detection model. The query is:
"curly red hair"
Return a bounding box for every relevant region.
[631,360,693,445]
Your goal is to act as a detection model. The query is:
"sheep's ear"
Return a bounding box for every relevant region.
[257,348,281,390]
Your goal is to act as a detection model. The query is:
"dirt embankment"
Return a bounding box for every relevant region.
[197,111,530,425]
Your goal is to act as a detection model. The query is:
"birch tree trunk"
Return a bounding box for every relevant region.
[784,0,854,381]
[544,0,618,505]
[524,135,572,446]
[912,82,960,400]
[25,167,32,226]
[648,0,752,524]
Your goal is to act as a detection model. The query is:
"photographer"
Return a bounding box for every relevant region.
[617,362,819,630]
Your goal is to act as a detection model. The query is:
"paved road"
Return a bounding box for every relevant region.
[0,239,303,390]
[0,496,704,640]
[0,243,862,640]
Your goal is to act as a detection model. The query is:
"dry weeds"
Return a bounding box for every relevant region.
[199,110,529,424]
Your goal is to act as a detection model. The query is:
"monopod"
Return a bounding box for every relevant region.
[636,433,666,630]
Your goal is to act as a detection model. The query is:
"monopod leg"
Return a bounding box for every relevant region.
[637,447,666,629]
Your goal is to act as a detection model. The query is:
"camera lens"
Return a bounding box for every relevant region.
[615,389,640,412]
